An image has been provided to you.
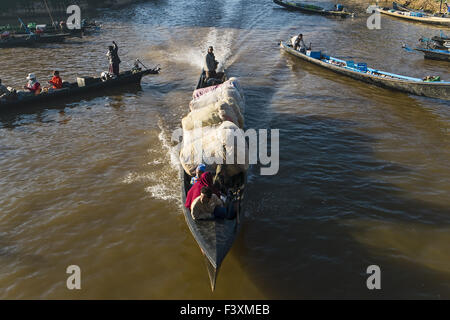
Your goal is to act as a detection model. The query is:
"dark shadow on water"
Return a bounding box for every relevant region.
[233,109,450,299]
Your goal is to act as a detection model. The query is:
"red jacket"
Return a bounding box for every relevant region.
[26,81,41,94]
[49,76,62,89]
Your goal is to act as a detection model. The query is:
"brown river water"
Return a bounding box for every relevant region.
[0,0,449,299]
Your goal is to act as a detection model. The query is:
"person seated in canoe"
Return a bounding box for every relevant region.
[185,172,220,210]
[191,187,236,220]
[190,163,206,186]
[24,73,41,95]
[48,70,63,90]
[0,79,17,101]
[0,78,9,99]
[107,41,121,77]
[291,33,308,53]
[205,46,219,80]
[334,3,344,11]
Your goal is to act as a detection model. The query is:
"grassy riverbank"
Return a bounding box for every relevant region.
[379,0,449,13]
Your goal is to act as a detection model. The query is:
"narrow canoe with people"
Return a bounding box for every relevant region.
[402,34,450,62]
[279,39,450,100]
[0,42,161,112]
[376,7,450,26]
[179,47,248,291]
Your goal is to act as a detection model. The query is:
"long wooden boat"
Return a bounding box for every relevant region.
[0,21,101,36]
[377,7,450,26]
[414,47,450,61]
[273,0,354,17]
[279,41,450,100]
[1,26,100,37]
[0,66,160,112]
[0,33,69,48]
[180,70,247,291]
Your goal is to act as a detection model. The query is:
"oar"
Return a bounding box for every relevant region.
[136,58,149,70]
[137,59,161,72]
[42,0,57,31]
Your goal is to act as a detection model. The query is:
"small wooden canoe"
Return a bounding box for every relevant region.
[180,70,247,291]
[273,0,354,18]
[0,33,69,48]
[279,41,450,100]
[0,67,160,112]
[377,8,450,26]
[414,47,450,61]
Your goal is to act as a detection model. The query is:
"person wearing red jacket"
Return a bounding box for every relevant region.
[49,71,63,89]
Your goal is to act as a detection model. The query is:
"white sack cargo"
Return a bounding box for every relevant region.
[191,77,243,100]
[226,77,244,98]
[180,121,249,177]
[182,97,244,130]
[189,86,245,113]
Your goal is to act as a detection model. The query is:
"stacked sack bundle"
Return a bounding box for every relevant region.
[180,77,249,178]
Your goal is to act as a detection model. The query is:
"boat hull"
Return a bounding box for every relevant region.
[378,8,450,26]
[0,69,159,112]
[0,34,69,48]
[416,48,450,61]
[273,0,353,17]
[280,41,450,100]
[180,71,246,290]
[180,169,245,290]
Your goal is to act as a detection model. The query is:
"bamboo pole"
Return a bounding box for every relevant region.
[43,0,57,30]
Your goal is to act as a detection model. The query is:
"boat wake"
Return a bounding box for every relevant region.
[145,121,182,204]
[122,121,182,206]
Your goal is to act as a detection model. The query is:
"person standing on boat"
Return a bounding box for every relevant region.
[107,41,121,77]
[24,74,41,95]
[292,33,307,53]
[205,46,218,80]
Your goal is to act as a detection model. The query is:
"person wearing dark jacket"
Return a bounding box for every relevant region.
[0,79,9,98]
[107,41,121,76]
[204,46,218,80]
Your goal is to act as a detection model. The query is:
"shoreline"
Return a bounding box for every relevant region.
[0,0,148,20]
[377,0,449,14]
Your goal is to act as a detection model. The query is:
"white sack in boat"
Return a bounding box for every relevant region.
[182,97,244,131]
[180,121,249,177]
[189,86,245,113]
